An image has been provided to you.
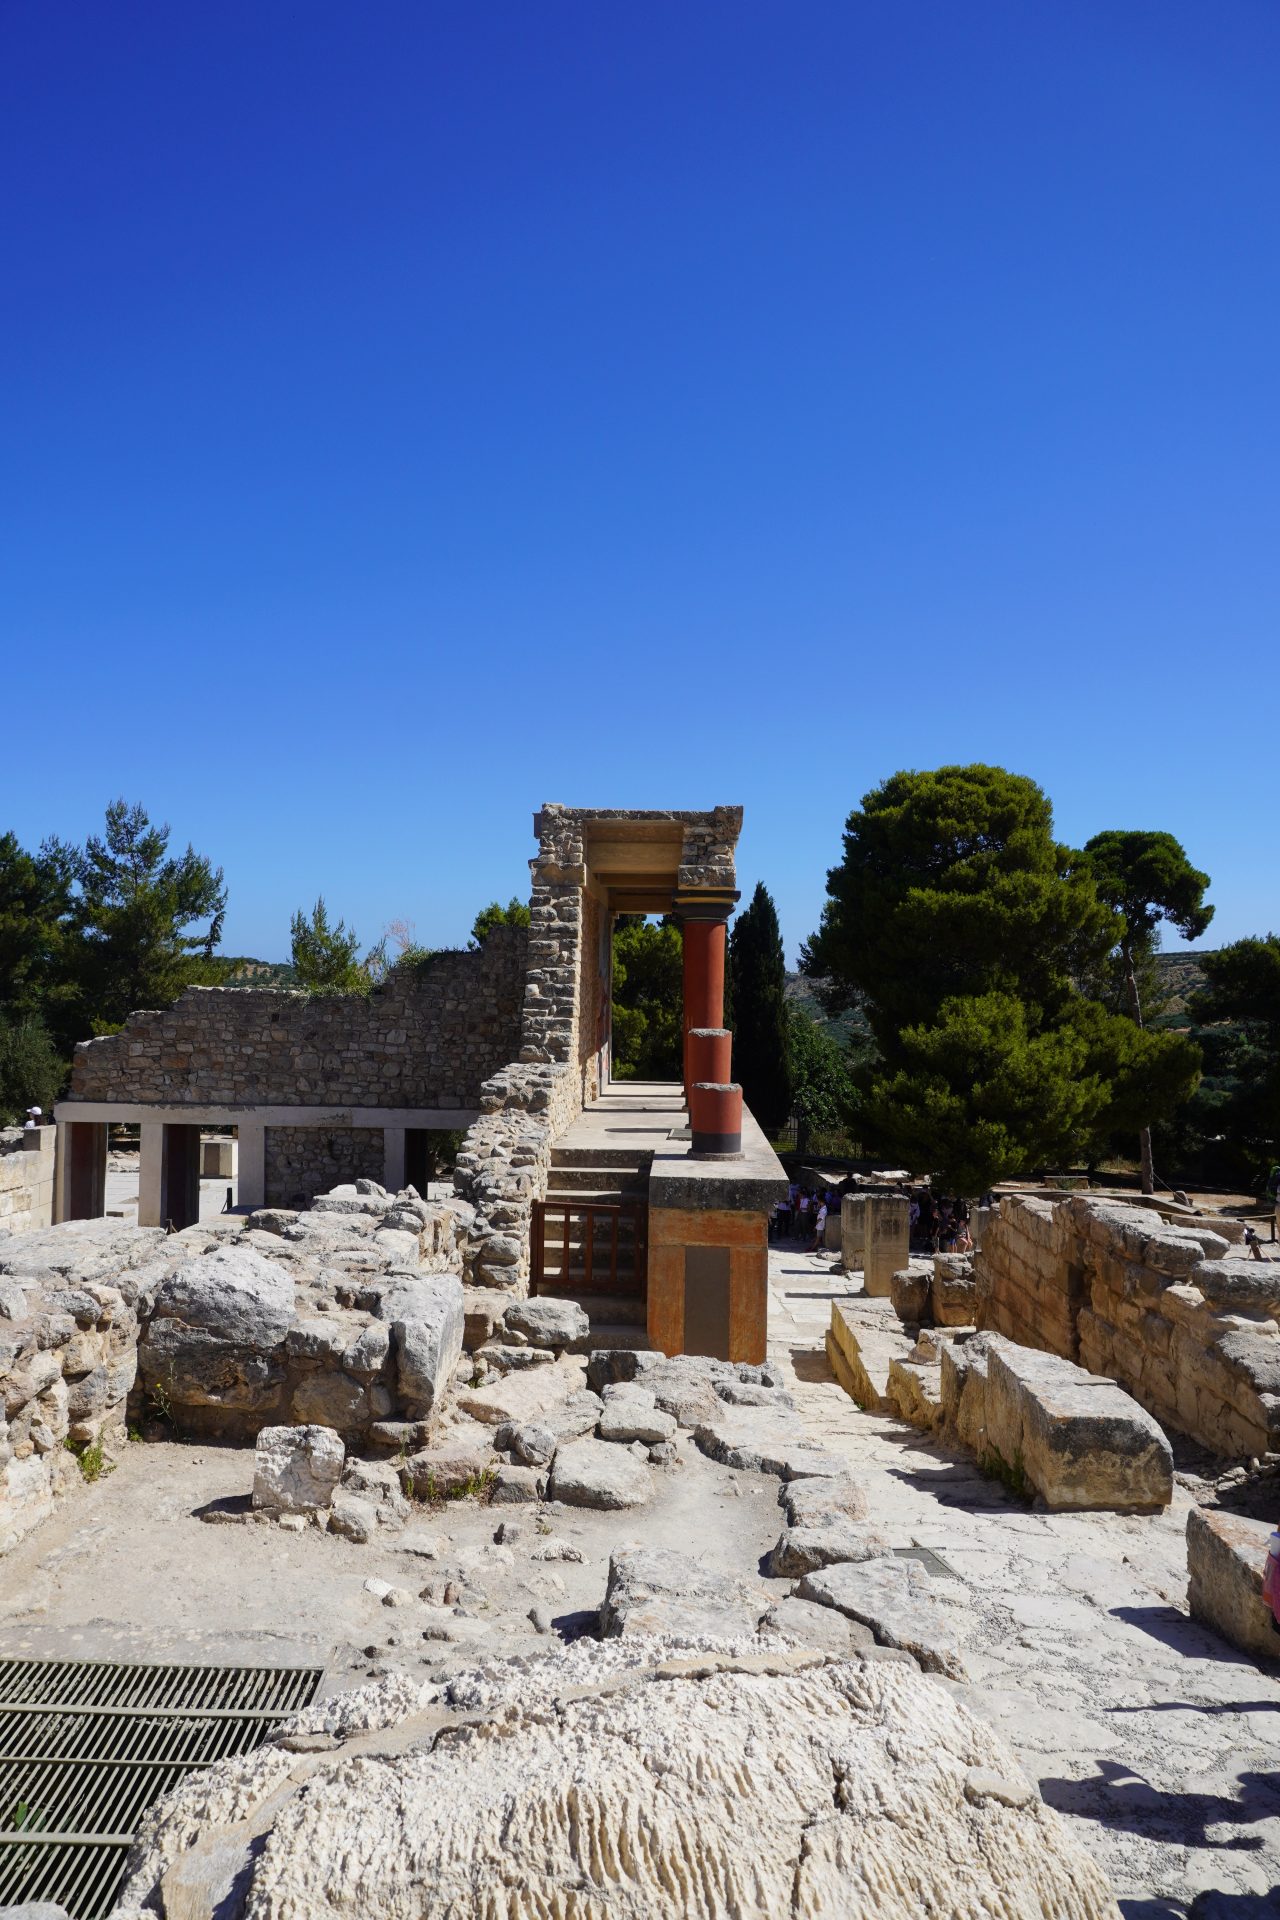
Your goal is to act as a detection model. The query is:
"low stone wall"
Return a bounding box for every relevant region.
[265,1125,385,1207]
[0,1126,55,1235]
[976,1193,1273,1459]
[454,1061,578,1291]
[885,1327,1174,1513]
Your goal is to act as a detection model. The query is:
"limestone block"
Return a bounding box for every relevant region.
[940,1337,992,1455]
[386,1275,465,1422]
[1192,1260,1280,1316]
[932,1254,977,1328]
[863,1195,910,1297]
[502,1297,590,1351]
[599,1545,764,1639]
[108,1633,1123,1920]
[768,1522,891,1576]
[839,1192,866,1272]
[885,1358,943,1432]
[1186,1505,1279,1660]
[597,1385,677,1447]
[253,1424,344,1513]
[985,1339,1173,1512]
[890,1266,930,1325]
[549,1437,652,1509]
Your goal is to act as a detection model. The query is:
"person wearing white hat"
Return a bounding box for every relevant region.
[23,1106,42,1129]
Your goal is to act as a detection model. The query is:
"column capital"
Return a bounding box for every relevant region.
[672,889,739,924]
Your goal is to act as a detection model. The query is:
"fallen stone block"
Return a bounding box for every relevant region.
[933,1253,977,1327]
[890,1267,931,1325]
[549,1437,652,1509]
[1186,1505,1280,1661]
[503,1297,591,1351]
[253,1424,344,1513]
[598,1385,677,1446]
[768,1522,891,1577]
[797,1557,969,1679]
[599,1546,765,1639]
[780,1473,869,1530]
[985,1337,1173,1513]
[759,1595,876,1655]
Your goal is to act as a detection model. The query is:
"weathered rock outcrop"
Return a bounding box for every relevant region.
[110,1640,1121,1920]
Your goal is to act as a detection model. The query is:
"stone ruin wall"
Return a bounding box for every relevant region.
[68,926,528,1113]
[0,1126,55,1235]
[976,1193,1280,1458]
[0,1181,472,1556]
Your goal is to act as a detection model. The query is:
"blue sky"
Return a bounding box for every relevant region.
[3,1,1276,966]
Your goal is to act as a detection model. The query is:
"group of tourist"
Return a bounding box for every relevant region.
[769,1178,987,1257]
[908,1189,979,1254]
[769,1182,841,1251]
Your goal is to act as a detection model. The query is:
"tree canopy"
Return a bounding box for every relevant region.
[1082,829,1211,1190]
[804,766,1200,1191]
[611,917,682,1080]
[1188,935,1280,1186]
[470,897,531,948]
[290,897,366,993]
[67,801,227,1033]
[804,764,1117,1053]
[728,884,793,1135]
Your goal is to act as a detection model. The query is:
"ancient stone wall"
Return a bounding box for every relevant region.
[0,1126,55,1235]
[976,1193,1276,1458]
[265,1126,385,1208]
[0,1181,473,1550]
[0,1219,154,1554]
[66,927,527,1111]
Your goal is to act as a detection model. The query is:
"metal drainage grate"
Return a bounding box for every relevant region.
[893,1546,963,1581]
[0,1659,323,1920]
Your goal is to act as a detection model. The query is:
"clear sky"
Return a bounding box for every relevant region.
[3,2,1276,966]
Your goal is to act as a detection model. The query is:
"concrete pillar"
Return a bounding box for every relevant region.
[238,1119,266,1211]
[382,1126,406,1194]
[864,1194,911,1297]
[840,1192,867,1273]
[138,1121,165,1227]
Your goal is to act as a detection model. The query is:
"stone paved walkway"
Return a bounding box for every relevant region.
[768,1243,1280,1917]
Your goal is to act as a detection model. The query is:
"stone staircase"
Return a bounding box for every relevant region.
[535,1141,651,1347]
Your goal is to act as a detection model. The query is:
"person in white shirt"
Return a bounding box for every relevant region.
[808,1200,828,1252]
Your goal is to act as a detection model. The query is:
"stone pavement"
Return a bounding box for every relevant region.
[767,1241,1280,1916]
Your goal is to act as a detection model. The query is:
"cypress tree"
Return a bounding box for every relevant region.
[729,882,793,1136]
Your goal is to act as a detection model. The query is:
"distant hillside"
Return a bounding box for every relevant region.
[1154,951,1207,1019]
[222,957,299,990]
[785,974,870,1047]
[789,952,1213,1045]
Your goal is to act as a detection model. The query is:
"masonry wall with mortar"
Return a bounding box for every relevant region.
[976,1192,1277,1458]
[264,1126,385,1208]
[66,928,527,1112]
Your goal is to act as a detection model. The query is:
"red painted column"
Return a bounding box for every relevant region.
[681,918,727,1092]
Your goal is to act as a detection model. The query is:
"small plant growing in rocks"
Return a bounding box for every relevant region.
[63,1438,114,1484]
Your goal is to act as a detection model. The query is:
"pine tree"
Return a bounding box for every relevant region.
[728,883,793,1136]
